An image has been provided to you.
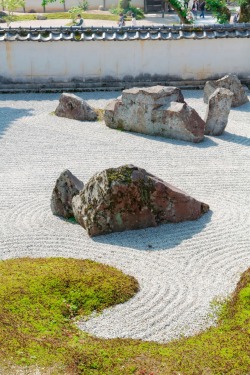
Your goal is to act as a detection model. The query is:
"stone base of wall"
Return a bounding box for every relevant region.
[0,78,249,93]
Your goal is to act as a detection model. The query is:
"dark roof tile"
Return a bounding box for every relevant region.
[0,24,250,41]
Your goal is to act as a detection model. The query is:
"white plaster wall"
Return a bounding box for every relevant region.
[0,39,250,83]
[10,0,143,12]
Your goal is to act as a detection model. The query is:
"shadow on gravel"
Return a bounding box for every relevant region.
[0,107,34,139]
[126,131,218,148]
[0,91,119,102]
[219,131,250,147]
[93,210,213,251]
[230,100,250,113]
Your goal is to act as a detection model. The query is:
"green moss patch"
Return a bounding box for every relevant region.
[1,257,250,374]
[106,165,133,186]
[0,257,138,373]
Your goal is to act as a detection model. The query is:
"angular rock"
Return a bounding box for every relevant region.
[51,169,84,218]
[104,86,205,143]
[204,88,233,136]
[204,74,249,107]
[55,93,98,121]
[72,165,209,237]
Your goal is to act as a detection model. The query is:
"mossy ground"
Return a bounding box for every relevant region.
[1,257,250,374]
[4,12,120,22]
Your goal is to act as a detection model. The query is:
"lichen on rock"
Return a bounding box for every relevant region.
[72,165,209,237]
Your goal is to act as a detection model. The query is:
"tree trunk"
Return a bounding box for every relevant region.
[120,0,130,10]
[240,0,250,22]
[168,1,189,23]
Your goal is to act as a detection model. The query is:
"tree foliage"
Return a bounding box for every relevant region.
[206,0,231,23]
[239,0,250,22]
[2,0,24,14]
[41,0,65,13]
[170,0,191,23]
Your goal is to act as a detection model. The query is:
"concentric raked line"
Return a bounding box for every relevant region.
[0,90,249,343]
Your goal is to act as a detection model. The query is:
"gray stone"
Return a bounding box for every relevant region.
[55,93,98,121]
[72,165,209,237]
[205,88,233,136]
[36,15,47,20]
[51,169,84,218]
[204,74,249,107]
[104,86,205,143]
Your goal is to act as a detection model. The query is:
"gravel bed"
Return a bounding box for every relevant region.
[0,90,249,342]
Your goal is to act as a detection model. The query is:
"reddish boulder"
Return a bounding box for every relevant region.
[55,93,98,121]
[51,169,84,218]
[72,165,209,237]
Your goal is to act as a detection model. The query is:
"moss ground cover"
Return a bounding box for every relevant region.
[1,258,250,374]
[6,12,119,22]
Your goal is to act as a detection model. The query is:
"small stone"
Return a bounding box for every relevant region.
[36,15,47,20]
[72,165,209,237]
[51,170,84,218]
[55,93,98,121]
[204,74,249,107]
[205,88,233,136]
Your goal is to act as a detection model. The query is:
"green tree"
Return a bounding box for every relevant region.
[166,0,191,23]
[239,0,250,22]
[41,0,65,13]
[2,0,25,22]
[206,0,231,23]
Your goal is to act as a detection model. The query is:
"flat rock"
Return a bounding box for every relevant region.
[72,165,209,237]
[36,15,47,20]
[55,93,98,121]
[51,169,84,218]
[205,88,233,136]
[204,74,249,107]
[104,86,205,143]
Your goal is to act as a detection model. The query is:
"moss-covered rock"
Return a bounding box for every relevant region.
[72,164,209,236]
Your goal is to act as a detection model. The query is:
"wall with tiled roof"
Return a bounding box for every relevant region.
[0,25,249,91]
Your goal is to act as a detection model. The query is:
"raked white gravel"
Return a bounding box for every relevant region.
[0,90,249,343]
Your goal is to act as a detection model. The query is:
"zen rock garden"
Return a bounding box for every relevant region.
[55,74,248,142]
[51,166,209,237]
[52,74,248,236]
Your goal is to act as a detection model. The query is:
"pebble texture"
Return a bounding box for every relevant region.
[0,90,249,343]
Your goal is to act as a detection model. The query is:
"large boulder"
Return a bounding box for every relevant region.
[51,169,84,218]
[204,88,233,136]
[204,74,249,107]
[55,93,98,121]
[72,165,209,237]
[104,86,205,143]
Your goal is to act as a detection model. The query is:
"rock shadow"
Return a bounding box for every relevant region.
[0,107,34,139]
[92,210,212,251]
[124,131,218,149]
[230,100,250,113]
[219,131,250,147]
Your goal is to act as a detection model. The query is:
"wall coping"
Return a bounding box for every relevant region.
[1,23,250,42]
